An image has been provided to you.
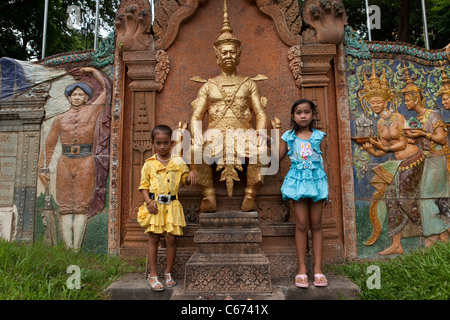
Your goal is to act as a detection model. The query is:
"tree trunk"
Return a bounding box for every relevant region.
[398,0,410,42]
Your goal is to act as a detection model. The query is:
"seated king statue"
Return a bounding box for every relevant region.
[189,0,269,212]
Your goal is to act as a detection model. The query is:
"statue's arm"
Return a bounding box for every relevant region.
[190,83,209,142]
[38,117,60,187]
[248,80,268,131]
[80,67,107,106]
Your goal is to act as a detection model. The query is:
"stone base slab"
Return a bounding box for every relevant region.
[184,252,272,293]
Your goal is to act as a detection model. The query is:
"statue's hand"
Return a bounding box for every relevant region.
[38,171,50,189]
[361,141,373,152]
[193,134,203,146]
[79,67,96,75]
[271,117,281,129]
[368,137,386,151]
[404,129,425,139]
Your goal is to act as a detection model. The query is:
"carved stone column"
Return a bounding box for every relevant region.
[299,43,345,263]
[111,1,170,257]
[0,85,48,241]
[119,49,159,256]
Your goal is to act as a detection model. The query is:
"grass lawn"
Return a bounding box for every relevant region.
[327,241,449,300]
[0,239,142,300]
[0,239,448,300]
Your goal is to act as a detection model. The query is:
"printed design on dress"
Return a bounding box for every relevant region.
[297,142,312,160]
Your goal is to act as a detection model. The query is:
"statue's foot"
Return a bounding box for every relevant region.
[378,244,403,256]
[241,196,257,212]
[200,195,216,212]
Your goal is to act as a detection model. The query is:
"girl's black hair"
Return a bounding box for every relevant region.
[151,124,173,140]
[290,98,319,132]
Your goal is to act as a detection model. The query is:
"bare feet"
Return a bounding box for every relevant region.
[378,244,403,255]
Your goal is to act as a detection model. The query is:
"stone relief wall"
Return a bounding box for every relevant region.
[0,36,114,254]
[344,27,450,258]
[1,0,448,270]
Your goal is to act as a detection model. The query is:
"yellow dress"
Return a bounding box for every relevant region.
[137,155,190,235]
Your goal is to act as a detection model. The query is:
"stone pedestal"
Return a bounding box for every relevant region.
[184,211,272,293]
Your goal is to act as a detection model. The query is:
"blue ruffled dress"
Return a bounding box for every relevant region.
[281,129,329,202]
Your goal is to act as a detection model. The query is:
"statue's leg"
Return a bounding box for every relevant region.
[73,213,88,250]
[59,214,74,248]
[191,163,217,212]
[56,158,75,247]
[242,163,263,212]
[71,157,95,249]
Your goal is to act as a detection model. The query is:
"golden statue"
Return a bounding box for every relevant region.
[189,0,269,212]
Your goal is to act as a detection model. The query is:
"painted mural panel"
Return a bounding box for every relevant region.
[345,35,450,258]
[0,49,113,253]
[36,66,112,252]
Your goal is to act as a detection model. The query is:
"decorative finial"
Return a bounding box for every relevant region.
[221,0,232,35]
[438,67,450,97]
[401,61,422,96]
[214,0,241,48]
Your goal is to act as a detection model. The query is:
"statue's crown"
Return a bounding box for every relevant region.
[438,67,450,97]
[401,62,423,96]
[214,0,241,48]
[361,61,391,101]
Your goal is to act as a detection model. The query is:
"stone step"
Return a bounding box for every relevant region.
[105,273,361,300]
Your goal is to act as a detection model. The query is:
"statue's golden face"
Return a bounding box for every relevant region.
[216,43,240,68]
[368,96,387,114]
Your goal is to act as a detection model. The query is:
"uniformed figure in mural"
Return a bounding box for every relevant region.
[38,67,111,250]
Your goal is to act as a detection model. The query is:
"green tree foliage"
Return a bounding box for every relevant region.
[0,0,119,61]
[343,0,450,49]
[1,0,448,61]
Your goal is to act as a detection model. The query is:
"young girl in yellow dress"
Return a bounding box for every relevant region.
[137,125,197,291]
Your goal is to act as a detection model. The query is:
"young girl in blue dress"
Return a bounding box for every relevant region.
[279,99,329,288]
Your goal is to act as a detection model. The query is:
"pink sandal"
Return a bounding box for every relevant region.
[314,273,328,287]
[295,274,309,288]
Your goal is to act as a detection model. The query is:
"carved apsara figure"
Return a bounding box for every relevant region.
[189,0,269,212]
[39,67,110,249]
[359,62,424,255]
[402,67,450,245]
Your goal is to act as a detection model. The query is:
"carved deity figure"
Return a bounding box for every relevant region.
[39,67,109,249]
[402,67,450,245]
[189,0,269,212]
[358,62,424,255]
